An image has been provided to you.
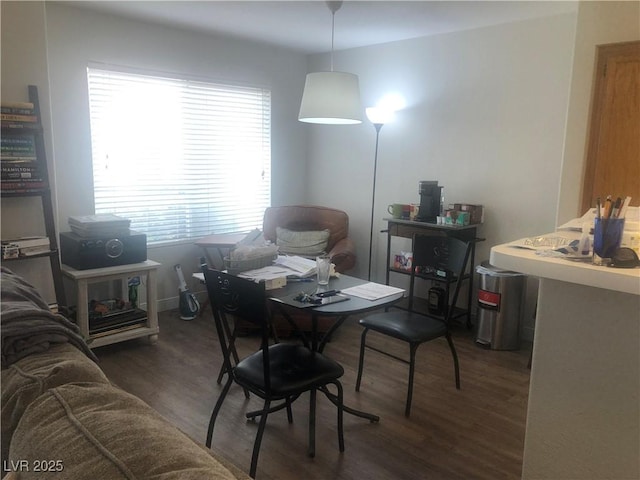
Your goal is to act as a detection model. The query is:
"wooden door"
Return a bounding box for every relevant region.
[581,41,640,214]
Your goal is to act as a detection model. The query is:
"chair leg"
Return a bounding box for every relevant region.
[206,375,233,448]
[333,381,345,452]
[246,394,301,421]
[355,328,369,392]
[217,318,240,383]
[249,398,271,479]
[446,333,461,389]
[216,321,250,399]
[405,343,418,417]
[286,396,293,424]
[308,389,316,458]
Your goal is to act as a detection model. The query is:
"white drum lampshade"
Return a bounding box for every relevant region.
[298,71,362,125]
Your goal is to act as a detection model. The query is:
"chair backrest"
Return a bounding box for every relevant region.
[412,235,470,277]
[262,205,349,251]
[201,266,272,389]
[409,235,472,321]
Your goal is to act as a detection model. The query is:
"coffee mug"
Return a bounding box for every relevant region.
[387,203,404,218]
[409,204,420,220]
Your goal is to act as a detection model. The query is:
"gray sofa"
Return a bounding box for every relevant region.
[1,268,249,480]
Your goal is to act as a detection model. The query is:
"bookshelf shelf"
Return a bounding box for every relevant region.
[1,86,65,306]
[2,249,60,262]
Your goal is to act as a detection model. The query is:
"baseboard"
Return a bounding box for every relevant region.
[157,291,207,313]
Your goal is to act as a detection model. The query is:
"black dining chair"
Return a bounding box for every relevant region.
[355,234,472,416]
[201,266,345,478]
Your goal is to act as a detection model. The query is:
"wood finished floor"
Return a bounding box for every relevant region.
[95,309,531,480]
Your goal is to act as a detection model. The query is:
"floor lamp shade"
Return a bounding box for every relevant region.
[298,71,363,124]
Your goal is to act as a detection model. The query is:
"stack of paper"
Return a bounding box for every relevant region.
[68,214,131,237]
[236,266,288,290]
[341,282,405,301]
[273,255,317,277]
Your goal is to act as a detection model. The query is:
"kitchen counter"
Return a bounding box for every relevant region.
[490,234,639,480]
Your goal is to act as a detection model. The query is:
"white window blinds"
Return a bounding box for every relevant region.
[86,67,271,245]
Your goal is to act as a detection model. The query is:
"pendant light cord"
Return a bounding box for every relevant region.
[326,1,342,72]
[331,10,335,71]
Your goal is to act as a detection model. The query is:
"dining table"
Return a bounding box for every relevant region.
[267,273,405,422]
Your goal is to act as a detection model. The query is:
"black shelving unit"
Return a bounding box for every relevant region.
[383,218,483,329]
[1,85,66,307]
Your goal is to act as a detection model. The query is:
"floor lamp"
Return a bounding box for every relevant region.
[366,107,393,281]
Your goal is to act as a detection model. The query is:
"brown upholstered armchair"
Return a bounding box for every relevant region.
[262,205,356,273]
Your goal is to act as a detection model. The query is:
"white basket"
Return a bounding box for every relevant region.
[223,253,277,274]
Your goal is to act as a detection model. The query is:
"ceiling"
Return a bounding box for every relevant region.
[66,1,578,54]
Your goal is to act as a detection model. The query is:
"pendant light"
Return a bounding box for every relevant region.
[298,1,363,124]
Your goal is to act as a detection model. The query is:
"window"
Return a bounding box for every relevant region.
[87,66,271,245]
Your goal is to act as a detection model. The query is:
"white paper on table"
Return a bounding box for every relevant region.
[273,255,317,277]
[341,282,405,301]
[237,266,291,281]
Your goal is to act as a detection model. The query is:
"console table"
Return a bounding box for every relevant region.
[61,260,161,348]
[383,218,481,327]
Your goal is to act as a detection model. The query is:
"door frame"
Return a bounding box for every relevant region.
[580,40,640,214]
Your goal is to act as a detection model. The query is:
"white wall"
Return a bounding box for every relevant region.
[304,13,578,338]
[307,13,578,277]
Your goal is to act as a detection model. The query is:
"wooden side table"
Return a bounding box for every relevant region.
[61,260,161,348]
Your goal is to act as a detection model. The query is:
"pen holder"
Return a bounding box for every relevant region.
[593,217,625,266]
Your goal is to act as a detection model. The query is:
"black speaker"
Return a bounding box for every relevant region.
[60,231,147,270]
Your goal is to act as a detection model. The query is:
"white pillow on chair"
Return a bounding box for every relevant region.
[276,227,330,257]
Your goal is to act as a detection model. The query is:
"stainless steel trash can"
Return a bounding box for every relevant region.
[475,261,526,350]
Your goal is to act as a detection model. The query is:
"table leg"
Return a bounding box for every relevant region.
[317,314,349,353]
[319,385,380,423]
[76,278,89,338]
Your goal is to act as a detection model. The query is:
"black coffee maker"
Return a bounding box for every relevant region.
[415,180,443,222]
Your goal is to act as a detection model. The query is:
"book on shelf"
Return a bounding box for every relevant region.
[1,243,19,259]
[2,172,42,181]
[2,151,37,159]
[0,113,37,123]
[0,157,38,164]
[8,236,50,249]
[1,135,36,146]
[1,177,46,185]
[1,237,50,257]
[1,101,34,111]
[2,142,36,148]
[1,145,37,156]
[0,121,41,131]
[0,156,40,167]
[2,143,37,160]
[1,106,35,116]
[1,180,47,192]
[1,164,42,181]
[19,245,51,256]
